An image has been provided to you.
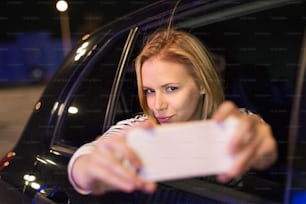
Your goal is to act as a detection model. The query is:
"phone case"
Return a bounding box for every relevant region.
[127,117,238,181]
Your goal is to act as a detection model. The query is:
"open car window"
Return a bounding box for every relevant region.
[52,33,130,149]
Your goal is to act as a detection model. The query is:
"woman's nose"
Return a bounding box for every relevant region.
[154,92,167,111]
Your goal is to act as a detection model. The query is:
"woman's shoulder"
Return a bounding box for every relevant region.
[103,114,148,137]
[116,114,148,125]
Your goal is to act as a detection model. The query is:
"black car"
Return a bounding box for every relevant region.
[1,0,306,203]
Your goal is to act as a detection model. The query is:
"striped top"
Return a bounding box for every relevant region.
[67,114,148,194]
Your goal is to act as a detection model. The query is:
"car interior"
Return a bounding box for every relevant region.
[113,2,306,203]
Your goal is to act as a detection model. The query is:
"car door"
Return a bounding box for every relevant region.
[24,28,141,203]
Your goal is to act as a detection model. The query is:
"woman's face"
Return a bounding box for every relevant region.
[141,56,202,124]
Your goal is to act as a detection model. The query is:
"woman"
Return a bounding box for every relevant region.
[68,29,277,195]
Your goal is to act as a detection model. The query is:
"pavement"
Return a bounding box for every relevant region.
[0,85,45,158]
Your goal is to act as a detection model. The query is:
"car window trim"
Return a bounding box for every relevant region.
[284,26,306,203]
[50,31,130,156]
[102,27,139,132]
[177,0,301,29]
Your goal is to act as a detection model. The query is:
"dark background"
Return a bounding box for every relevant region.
[0,0,157,84]
[1,0,156,43]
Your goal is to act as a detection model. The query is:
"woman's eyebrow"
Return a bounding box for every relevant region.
[142,83,180,89]
[142,86,151,89]
[161,83,179,88]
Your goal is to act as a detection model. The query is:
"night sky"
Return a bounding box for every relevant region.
[1,0,157,43]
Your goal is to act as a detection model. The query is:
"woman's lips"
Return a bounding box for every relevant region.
[156,116,172,123]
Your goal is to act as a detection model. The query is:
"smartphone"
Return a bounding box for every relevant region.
[127,117,238,181]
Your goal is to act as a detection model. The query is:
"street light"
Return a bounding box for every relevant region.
[56,0,71,56]
[56,0,68,12]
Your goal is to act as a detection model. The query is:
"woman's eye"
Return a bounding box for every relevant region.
[144,88,154,95]
[166,86,178,92]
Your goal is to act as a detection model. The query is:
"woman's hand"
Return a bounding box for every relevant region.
[71,120,156,195]
[212,101,278,183]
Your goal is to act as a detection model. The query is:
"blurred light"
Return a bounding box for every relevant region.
[50,149,61,156]
[51,102,59,114]
[30,182,41,190]
[74,41,89,61]
[23,174,36,182]
[58,103,65,116]
[57,0,71,56]
[56,0,68,12]
[82,34,90,41]
[45,159,56,166]
[7,152,16,157]
[35,101,41,111]
[68,106,78,114]
[81,42,89,48]
[36,157,48,165]
[36,156,57,166]
[0,151,16,170]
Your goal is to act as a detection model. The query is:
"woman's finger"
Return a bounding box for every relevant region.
[212,101,239,122]
[217,122,262,182]
[228,115,257,154]
[97,136,142,169]
[142,182,157,193]
[217,137,260,183]
[252,124,278,170]
[90,144,147,192]
[95,135,160,192]
[86,158,136,193]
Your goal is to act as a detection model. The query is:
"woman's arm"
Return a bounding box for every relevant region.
[67,116,156,195]
[68,141,98,194]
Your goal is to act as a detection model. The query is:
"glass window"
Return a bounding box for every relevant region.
[112,35,145,123]
[53,34,128,148]
[113,65,142,122]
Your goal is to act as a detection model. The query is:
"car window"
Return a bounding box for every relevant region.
[112,33,145,123]
[114,66,142,122]
[52,34,129,149]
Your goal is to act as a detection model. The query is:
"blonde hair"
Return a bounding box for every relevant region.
[135,29,224,123]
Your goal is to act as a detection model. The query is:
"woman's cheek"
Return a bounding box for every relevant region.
[146,97,154,110]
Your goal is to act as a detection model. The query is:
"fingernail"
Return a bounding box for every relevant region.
[136,168,141,174]
[213,117,221,123]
